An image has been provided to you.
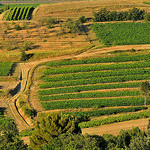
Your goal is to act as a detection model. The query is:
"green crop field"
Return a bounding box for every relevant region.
[6,6,35,20]
[0,62,13,76]
[37,52,150,128]
[92,22,150,45]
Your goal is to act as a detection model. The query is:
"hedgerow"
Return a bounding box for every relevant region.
[44,61,150,75]
[65,106,147,118]
[39,74,150,88]
[41,97,145,110]
[38,82,140,94]
[42,68,150,82]
[46,54,150,67]
[79,111,150,128]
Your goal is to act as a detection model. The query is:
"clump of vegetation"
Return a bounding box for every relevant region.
[93,7,145,22]
[0,116,28,149]
[0,5,9,14]
[20,50,28,61]
[14,24,22,30]
[30,113,81,149]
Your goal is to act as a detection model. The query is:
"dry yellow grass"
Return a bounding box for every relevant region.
[82,118,149,136]
[33,0,150,20]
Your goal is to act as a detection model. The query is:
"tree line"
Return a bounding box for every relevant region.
[93,7,150,22]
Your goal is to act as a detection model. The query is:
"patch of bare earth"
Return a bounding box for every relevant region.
[82,118,149,136]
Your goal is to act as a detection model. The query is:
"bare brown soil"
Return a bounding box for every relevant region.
[82,118,149,136]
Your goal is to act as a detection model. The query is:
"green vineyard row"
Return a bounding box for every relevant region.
[6,6,34,21]
[65,106,147,118]
[38,82,140,94]
[79,110,150,128]
[39,74,150,88]
[46,54,150,67]
[44,61,150,75]
[41,97,145,110]
[42,68,150,82]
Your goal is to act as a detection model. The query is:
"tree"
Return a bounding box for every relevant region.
[20,50,28,61]
[128,7,145,21]
[140,81,150,105]
[30,113,81,150]
[41,133,106,150]
[144,13,150,21]
[129,136,150,150]
[0,117,28,150]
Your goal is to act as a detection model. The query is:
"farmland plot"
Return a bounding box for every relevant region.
[92,22,150,45]
[33,53,150,129]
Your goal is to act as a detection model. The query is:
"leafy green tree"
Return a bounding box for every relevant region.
[30,113,81,150]
[20,50,28,61]
[129,136,150,150]
[66,18,81,34]
[140,81,150,105]
[128,7,145,21]
[41,133,106,150]
[144,13,150,21]
[0,117,28,150]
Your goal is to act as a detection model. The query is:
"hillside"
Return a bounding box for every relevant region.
[0,0,150,147]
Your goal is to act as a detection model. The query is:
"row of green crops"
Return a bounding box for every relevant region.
[6,6,34,21]
[0,62,13,76]
[42,68,150,82]
[38,82,140,94]
[44,61,150,75]
[79,110,150,128]
[41,97,146,110]
[65,106,147,118]
[39,74,150,88]
[39,90,140,101]
[92,22,150,45]
[46,54,150,67]
[0,4,39,9]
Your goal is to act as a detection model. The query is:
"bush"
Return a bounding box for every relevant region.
[14,24,22,30]
[144,13,150,21]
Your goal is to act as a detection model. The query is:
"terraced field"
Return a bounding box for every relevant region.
[35,53,150,128]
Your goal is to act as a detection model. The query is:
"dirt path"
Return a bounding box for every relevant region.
[76,44,150,58]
